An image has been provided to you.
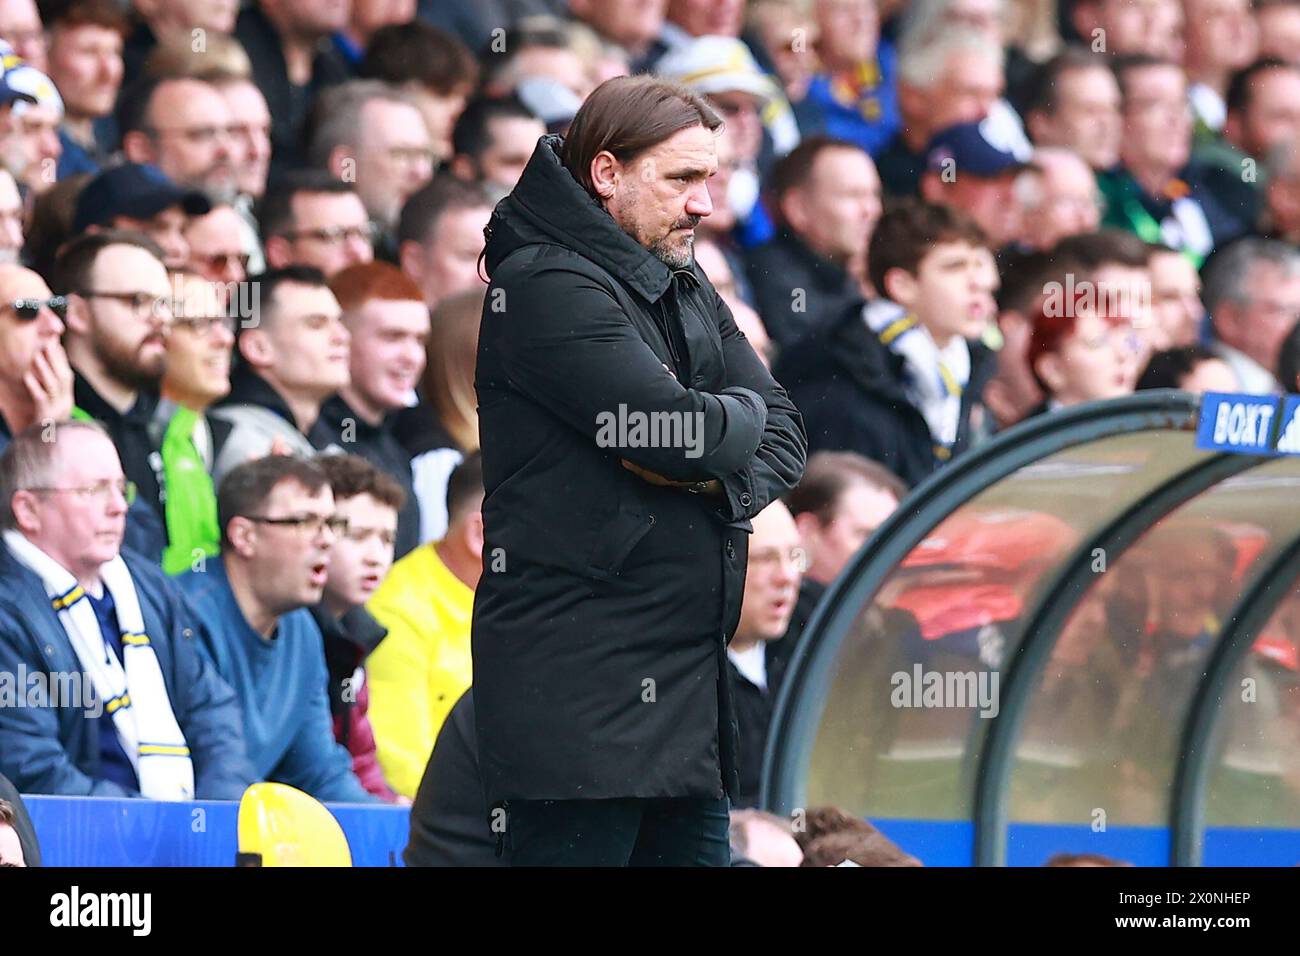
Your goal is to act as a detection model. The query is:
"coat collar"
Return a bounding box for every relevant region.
[485,134,678,303]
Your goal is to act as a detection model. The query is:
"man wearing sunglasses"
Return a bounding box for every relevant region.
[53,230,174,561]
[0,419,255,799]
[176,454,377,804]
[0,263,73,451]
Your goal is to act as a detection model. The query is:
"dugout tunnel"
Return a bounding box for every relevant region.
[761,391,1300,866]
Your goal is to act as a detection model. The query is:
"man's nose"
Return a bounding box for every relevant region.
[685,182,712,218]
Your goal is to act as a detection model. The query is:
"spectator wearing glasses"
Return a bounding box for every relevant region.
[177,454,376,803]
[259,170,374,278]
[0,263,73,449]
[154,272,233,574]
[127,39,272,274]
[312,453,405,802]
[1027,266,1145,412]
[306,81,436,262]
[53,231,174,560]
[73,162,212,271]
[117,74,243,204]
[184,203,249,289]
[209,267,350,487]
[1204,237,1300,393]
[317,262,427,559]
[0,419,255,799]
[42,0,127,179]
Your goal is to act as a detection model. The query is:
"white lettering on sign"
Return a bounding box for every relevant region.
[1277,406,1300,454]
[1213,401,1274,448]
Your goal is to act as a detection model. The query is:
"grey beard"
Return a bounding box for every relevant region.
[649,231,694,269]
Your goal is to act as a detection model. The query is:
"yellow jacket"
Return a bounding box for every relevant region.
[366,543,474,798]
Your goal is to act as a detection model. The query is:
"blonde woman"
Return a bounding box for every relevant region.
[408,285,481,542]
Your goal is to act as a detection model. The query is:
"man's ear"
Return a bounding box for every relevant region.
[590,150,620,201]
[10,490,39,535]
[449,154,476,182]
[792,510,822,549]
[779,187,810,236]
[62,292,93,337]
[464,509,484,560]
[399,239,425,287]
[121,129,156,166]
[225,516,257,559]
[1034,351,1067,395]
[327,145,355,182]
[238,327,274,370]
[882,265,919,310]
[262,234,291,269]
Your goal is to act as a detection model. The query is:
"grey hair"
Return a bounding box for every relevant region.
[1202,237,1300,313]
[898,0,1005,52]
[306,80,418,169]
[0,419,111,530]
[898,28,1004,90]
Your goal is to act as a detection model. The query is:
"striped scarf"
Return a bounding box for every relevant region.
[3,531,194,800]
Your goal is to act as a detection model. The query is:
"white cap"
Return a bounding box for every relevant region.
[656,36,778,105]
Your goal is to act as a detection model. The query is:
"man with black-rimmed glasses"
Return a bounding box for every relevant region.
[176,454,378,803]
[259,170,375,278]
[52,230,173,560]
[0,419,254,798]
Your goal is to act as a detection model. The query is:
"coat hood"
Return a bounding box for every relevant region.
[483,133,676,303]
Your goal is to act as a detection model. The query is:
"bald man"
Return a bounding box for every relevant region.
[0,263,73,448]
[1017,147,1103,252]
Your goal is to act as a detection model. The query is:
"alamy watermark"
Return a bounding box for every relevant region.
[1041,273,1151,325]
[890,664,1000,718]
[595,404,705,459]
[0,665,103,718]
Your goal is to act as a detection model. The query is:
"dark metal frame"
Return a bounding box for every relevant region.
[762,392,1203,831]
[970,453,1262,865]
[1170,534,1300,865]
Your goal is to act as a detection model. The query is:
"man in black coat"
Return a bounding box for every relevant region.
[473,76,807,867]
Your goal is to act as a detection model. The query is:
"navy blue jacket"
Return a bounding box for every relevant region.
[0,541,256,799]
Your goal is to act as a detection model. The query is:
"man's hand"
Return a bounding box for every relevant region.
[622,458,692,487]
[24,340,74,423]
[621,459,722,496]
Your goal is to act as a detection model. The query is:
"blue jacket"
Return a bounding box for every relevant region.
[176,559,378,804]
[0,541,256,799]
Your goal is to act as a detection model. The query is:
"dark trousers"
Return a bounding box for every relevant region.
[506,796,731,867]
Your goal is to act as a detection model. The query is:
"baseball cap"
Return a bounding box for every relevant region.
[74,163,212,232]
[656,36,778,105]
[925,119,1029,178]
[0,42,62,115]
[516,77,582,132]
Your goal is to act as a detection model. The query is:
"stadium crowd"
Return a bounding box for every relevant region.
[0,0,1298,867]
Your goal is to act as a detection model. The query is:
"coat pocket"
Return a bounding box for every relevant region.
[586,503,656,582]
